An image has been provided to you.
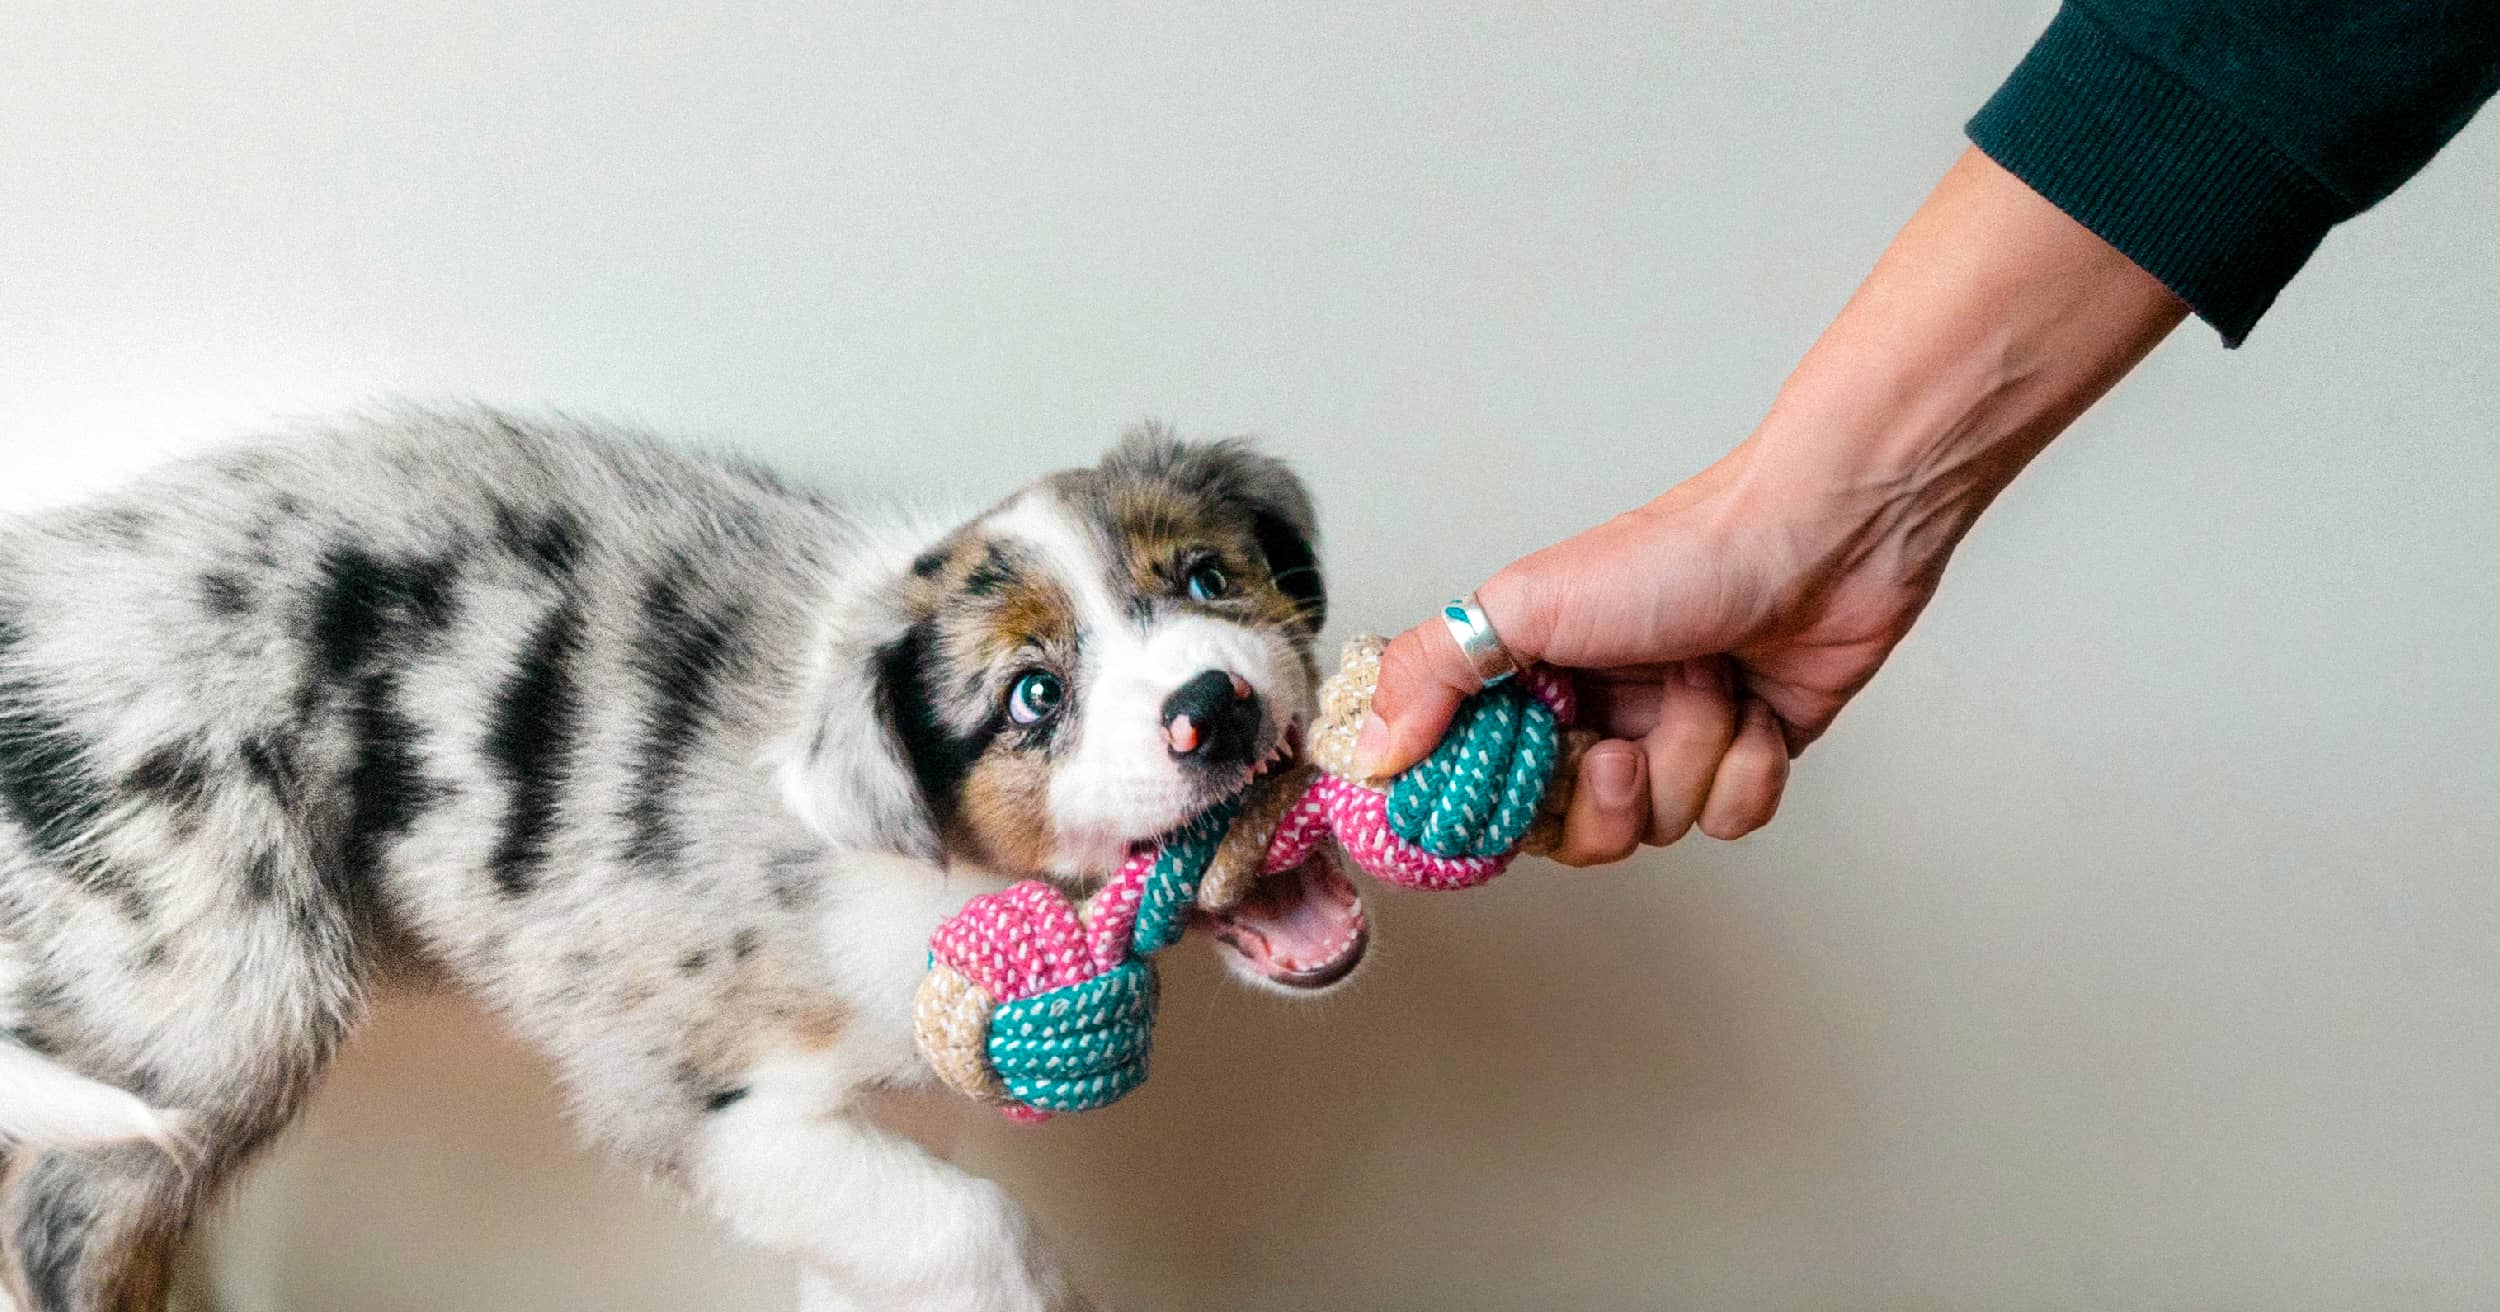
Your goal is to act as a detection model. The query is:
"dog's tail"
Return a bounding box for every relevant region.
[0,1042,194,1165]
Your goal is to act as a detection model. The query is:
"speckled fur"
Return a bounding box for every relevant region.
[0,410,1323,1312]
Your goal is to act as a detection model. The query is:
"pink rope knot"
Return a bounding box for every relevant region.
[928,853,1155,1005]
[1261,665,1575,891]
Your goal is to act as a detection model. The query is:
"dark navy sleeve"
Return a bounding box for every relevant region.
[1968,1,2500,345]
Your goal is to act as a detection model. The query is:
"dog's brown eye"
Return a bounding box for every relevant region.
[1184,560,1230,601]
[1007,670,1065,725]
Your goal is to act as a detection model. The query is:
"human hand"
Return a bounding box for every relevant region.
[1358,438,1938,863]
[1359,149,2186,865]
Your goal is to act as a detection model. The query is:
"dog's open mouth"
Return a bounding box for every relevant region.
[1193,852,1368,988]
[1182,722,1370,989]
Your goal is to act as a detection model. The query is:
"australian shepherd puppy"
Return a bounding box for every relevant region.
[0,411,1364,1311]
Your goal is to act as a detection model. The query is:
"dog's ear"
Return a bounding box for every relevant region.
[1110,424,1325,632]
[775,582,944,862]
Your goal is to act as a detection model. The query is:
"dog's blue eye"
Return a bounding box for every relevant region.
[1184,561,1230,601]
[1007,670,1065,725]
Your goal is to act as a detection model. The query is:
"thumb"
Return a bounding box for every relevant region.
[1355,573,1545,778]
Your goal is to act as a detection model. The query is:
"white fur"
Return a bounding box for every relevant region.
[772,506,967,858]
[811,851,1012,1079]
[700,1053,1087,1312]
[0,946,191,1162]
[0,1047,191,1163]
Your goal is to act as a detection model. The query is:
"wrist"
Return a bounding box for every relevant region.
[1721,148,2186,579]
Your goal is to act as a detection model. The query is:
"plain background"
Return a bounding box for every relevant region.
[6,2,2499,1308]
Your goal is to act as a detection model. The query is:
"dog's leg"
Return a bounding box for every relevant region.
[0,860,360,1309]
[0,1050,318,1312]
[696,1094,1093,1312]
[0,1144,206,1312]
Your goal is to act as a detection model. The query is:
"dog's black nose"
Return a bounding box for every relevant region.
[1162,669,1261,765]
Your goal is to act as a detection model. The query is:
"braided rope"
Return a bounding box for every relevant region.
[915,639,1583,1119]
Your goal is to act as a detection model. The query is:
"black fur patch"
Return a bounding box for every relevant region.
[704,1086,750,1112]
[0,614,127,901]
[300,547,462,916]
[309,546,460,680]
[484,602,583,896]
[14,1155,95,1312]
[1252,510,1326,631]
[334,670,443,924]
[876,623,991,833]
[963,544,1018,597]
[620,562,750,871]
[238,734,299,803]
[243,849,285,903]
[678,949,710,975]
[200,572,252,616]
[125,744,213,813]
[911,549,948,578]
[494,501,586,578]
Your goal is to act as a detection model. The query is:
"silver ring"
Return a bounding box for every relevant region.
[1441,593,1519,688]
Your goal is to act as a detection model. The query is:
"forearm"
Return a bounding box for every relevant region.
[1717,148,2187,586]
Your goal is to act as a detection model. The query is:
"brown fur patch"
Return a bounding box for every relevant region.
[782,1006,848,1052]
[886,526,1087,868]
[1077,450,1320,644]
[955,753,1057,873]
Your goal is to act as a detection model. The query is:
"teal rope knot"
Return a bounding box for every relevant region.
[988,960,1159,1114]
[979,795,1241,1115]
[1384,681,1561,858]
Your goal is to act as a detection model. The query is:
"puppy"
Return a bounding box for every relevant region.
[0,411,1365,1311]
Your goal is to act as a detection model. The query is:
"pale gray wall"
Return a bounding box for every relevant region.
[5,3,2498,1309]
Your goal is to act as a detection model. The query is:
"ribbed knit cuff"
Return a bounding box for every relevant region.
[1967,2,2353,347]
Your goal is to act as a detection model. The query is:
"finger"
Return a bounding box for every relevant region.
[1358,575,1539,776]
[1355,620,1474,777]
[1548,741,1648,867]
[1698,698,1791,840]
[1641,660,1738,846]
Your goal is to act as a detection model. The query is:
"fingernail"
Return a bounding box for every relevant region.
[1352,712,1389,776]
[1591,747,1640,809]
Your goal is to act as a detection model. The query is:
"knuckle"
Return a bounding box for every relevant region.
[1732,712,1788,767]
[1699,807,1759,841]
[1658,708,1737,755]
[1701,778,1779,839]
[1644,817,1693,847]
[1557,809,1642,867]
[1644,779,1703,837]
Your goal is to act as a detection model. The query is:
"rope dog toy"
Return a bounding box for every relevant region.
[913,636,1594,1120]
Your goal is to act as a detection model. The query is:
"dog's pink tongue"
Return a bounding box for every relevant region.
[1198,855,1367,988]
